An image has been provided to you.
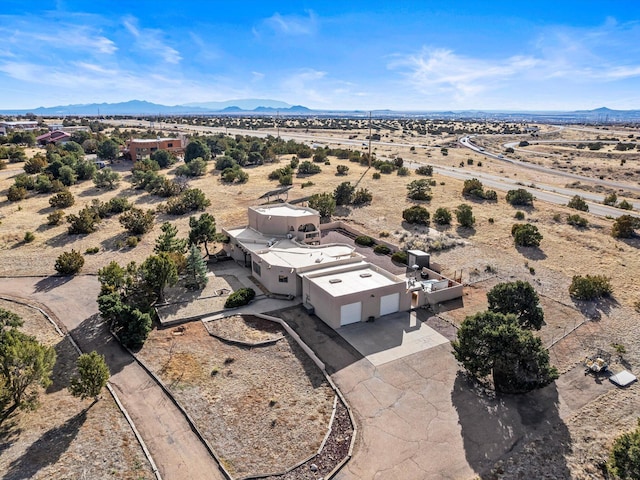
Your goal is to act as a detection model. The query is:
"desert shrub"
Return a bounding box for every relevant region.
[301,181,314,188]
[85,247,99,254]
[93,167,121,189]
[334,182,355,206]
[378,163,394,174]
[14,173,36,190]
[352,188,373,206]
[35,174,53,193]
[603,192,618,206]
[49,191,75,209]
[58,165,78,186]
[618,200,633,211]
[462,178,485,198]
[483,190,497,201]
[215,155,236,171]
[176,157,207,177]
[608,419,640,479]
[569,275,613,300]
[47,210,65,225]
[567,195,589,212]
[163,188,211,215]
[407,179,432,201]
[7,185,27,202]
[416,165,433,176]
[298,161,321,175]
[23,231,35,243]
[355,235,375,247]
[397,166,410,176]
[372,172,381,179]
[391,251,408,265]
[455,204,475,227]
[506,188,534,206]
[514,210,525,220]
[126,236,139,248]
[119,208,155,235]
[268,165,293,181]
[224,288,256,308]
[611,215,639,238]
[308,193,336,218]
[67,206,101,234]
[433,207,452,225]
[105,197,132,214]
[336,165,349,175]
[403,205,430,225]
[55,249,84,275]
[373,244,391,255]
[24,155,48,174]
[567,214,588,228]
[379,231,390,238]
[511,223,543,247]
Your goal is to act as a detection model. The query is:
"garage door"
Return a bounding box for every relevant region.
[380,293,400,316]
[340,302,362,326]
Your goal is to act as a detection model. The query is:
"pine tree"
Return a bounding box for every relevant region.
[185,244,208,290]
[69,351,110,401]
[154,222,187,254]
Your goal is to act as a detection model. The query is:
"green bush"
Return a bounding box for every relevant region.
[55,249,85,275]
[352,188,373,206]
[567,214,588,228]
[119,208,155,235]
[455,204,475,228]
[355,235,375,247]
[514,211,525,220]
[402,205,430,225]
[433,207,452,225]
[49,191,75,209]
[7,185,27,202]
[506,188,534,206]
[612,215,639,238]
[415,165,433,176]
[608,419,640,479]
[397,166,410,176]
[511,223,543,247]
[569,275,612,300]
[567,195,589,212]
[301,181,314,188]
[85,247,100,254]
[47,209,65,225]
[373,244,391,255]
[224,288,256,308]
[618,200,633,210]
[23,231,35,243]
[372,172,381,179]
[298,161,321,175]
[391,251,408,265]
[126,236,139,248]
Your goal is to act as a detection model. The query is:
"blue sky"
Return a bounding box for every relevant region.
[2,1,640,110]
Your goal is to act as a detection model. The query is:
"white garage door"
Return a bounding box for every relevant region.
[340,302,362,326]
[380,293,400,316]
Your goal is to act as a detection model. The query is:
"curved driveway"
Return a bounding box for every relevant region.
[0,276,224,480]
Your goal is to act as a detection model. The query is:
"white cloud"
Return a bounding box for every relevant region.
[251,71,265,82]
[260,10,318,36]
[122,15,181,64]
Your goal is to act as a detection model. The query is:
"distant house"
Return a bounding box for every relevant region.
[125,137,185,161]
[36,130,71,145]
[223,204,463,329]
[0,121,39,134]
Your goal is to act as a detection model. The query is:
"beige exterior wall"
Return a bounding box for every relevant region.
[250,253,299,296]
[302,266,410,329]
[248,206,319,240]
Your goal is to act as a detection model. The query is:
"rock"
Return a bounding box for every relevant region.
[310,463,318,472]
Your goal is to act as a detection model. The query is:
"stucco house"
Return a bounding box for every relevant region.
[223,204,462,329]
[125,137,185,161]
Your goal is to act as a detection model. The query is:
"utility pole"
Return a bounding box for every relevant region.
[368,111,372,167]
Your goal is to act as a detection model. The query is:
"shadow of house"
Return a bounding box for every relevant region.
[452,372,571,479]
[3,406,90,480]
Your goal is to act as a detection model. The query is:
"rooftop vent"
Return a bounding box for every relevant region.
[359,273,372,278]
[329,279,342,284]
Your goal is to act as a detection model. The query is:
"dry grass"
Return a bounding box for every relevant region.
[137,319,334,478]
[2,123,640,478]
[0,299,154,480]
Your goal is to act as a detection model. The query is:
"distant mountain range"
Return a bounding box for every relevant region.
[1,101,640,122]
[0,99,311,116]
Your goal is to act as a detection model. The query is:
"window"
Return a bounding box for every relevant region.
[167,142,173,147]
[278,275,288,283]
[252,261,261,276]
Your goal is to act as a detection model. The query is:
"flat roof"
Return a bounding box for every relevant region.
[258,240,355,269]
[225,226,272,252]
[251,204,317,218]
[306,265,400,297]
[129,138,179,143]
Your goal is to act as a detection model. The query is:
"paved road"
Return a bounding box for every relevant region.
[0,276,225,480]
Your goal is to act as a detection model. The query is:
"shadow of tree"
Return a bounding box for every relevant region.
[2,405,91,480]
[516,245,547,260]
[456,226,476,238]
[34,276,72,293]
[46,337,78,394]
[69,313,134,377]
[571,296,619,320]
[0,417,21,458]
[43,231,78,248]
[451,371,571,478]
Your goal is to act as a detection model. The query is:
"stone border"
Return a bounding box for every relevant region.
[0,295,162,480]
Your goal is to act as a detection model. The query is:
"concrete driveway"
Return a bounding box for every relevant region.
[277,306,613,480]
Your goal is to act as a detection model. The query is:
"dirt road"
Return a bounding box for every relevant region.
[0,275,225,480]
